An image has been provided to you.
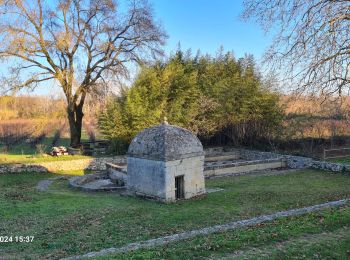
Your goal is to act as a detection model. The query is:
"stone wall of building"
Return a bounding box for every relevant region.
[127,155,205,202]
[127,157,166,199]
[165,156,205,200]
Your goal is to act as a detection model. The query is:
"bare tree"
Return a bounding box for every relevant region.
[242,0,350,96]
[0,0,166,147]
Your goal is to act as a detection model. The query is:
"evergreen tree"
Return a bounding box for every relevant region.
[99,48,283,152]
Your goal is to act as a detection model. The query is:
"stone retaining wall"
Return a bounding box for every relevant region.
[2,147,350,174]
[204,158,286,178]
[0,156,126,174]
[0,164,48,174]
[205,147,350,174]
[38,156,125,172]
[230,148,350,173]
[312,160,350,172]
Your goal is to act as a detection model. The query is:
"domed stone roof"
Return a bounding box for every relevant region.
[127,123,204,161]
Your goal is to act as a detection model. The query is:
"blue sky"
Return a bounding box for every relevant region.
[6,0,272,96]
[152,0,271,60]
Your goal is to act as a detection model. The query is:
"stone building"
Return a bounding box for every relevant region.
[127,121,206,202]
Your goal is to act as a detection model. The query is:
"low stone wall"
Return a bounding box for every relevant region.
[106,162,127,186]
[233,149,281,160]
[213,147,350,173]
[311,160,350,172]
[204,158,286,178]
[204,147,240,157]
[0,156,126,174]
[205,153,240,162]
[0,164,48,174]
[2,147,350,175]
[36,156,125,172]
[283,155,313,169]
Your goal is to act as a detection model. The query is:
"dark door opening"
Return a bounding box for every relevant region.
[175,175,185,199]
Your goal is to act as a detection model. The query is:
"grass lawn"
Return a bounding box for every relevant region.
[1,169,350,259]
[0,135,91,159]
[0,153,93,164]
[328,156,350,164]
[105,205,350,259]
[0,137,72,156]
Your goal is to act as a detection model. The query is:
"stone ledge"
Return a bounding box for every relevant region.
[0,164,48,174]
[2,148,350,175]
[0,156,126,174]
[204,158,285,171]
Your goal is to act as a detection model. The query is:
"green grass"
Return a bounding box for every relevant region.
[0,153,93,164]
[102,205,350,259]
[328,156,350,164]
[1,169,350,259]
[0,137,72,155]
[3,141,35,155]
[0,136,88,156]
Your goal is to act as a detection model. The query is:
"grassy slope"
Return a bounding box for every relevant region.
[0,170,350,259]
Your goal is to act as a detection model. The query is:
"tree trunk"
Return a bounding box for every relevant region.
[67,103,84,148]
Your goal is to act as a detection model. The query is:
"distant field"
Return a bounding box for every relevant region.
[0,118,101,159]
[0,119,68,154]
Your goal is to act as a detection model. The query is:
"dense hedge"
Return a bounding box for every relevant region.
[99,49,283,153]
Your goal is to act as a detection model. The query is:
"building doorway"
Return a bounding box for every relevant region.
[175,175,185,199]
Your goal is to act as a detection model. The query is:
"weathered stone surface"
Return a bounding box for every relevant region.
[3,147,350,176]
[204,147,350,175]
[127,124,204,161]
[284,155,313,169]
[38,156,125,171]
[106,162,127,186]
[235,149,281,160]
[312,161,346,172]
[127,156,206,201]
[127,157,166,199]
[0,156,126,174]
[127,123,206,202]
[204,158,286,177]
[205,153,240,162]
[0,164,48,174]
[36,176,66,191]
[81,179,115,190]
[69,173,125,192]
